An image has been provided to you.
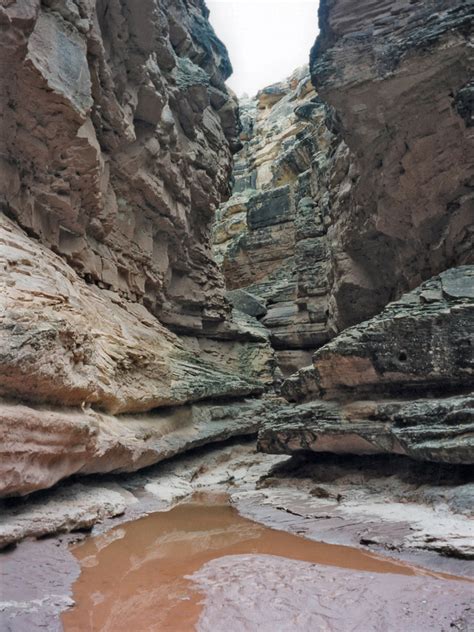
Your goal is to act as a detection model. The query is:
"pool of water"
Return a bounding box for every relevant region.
[62,494,467,632]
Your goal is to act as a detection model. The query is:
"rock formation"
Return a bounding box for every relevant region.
[214,67,339,377]
[0,0,276,496]
[310,0,474,330]
[1,0,473,509]
[259,267,474,464]
[214,1,474,466]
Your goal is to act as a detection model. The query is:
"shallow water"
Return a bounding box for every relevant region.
[62,494,466,632]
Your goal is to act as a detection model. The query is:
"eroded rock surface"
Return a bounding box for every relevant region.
[260,267,474,464]
[214,67,339,376]
[0,0,277,497]
[1,0,240,330]
[310,0,474,329]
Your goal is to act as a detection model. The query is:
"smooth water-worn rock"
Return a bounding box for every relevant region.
[0,386,281,497]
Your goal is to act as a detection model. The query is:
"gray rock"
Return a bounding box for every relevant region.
[258,395,474,464]
[226,289,267,318]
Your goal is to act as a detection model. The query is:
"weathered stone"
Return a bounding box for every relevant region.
[0,0,276,497]
[258,396,474,465]
[214,67,337,366]
[0,216,272,417]
[0,395,281,497]
[310,0,474,330]
[226,289,267,318]
[309,267,474,401]
[260,268,474,465]
[0,0,240,332]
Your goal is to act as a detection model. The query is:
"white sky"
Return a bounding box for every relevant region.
[206,0,320,97]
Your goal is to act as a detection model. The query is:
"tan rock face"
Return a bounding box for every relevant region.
[0,396,278,497]
[0,0,276,496]
[0,216,272,416]
[214,67,341,376]
[311,0,474,330]
[1,0,240,331]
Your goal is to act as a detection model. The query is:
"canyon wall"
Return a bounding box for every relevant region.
[215,1,473,465]
[214,67,340,376]
[311,0,474,330]
[0,0,276,496]
[1,0,473,499]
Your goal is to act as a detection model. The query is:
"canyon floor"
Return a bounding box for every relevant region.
[1,439,473,631]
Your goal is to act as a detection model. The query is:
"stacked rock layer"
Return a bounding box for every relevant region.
[215,1,474,465]
[0,0,276,496]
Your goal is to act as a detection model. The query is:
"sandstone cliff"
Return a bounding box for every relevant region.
[311,0,474,330]
[0,0,275,496]
[212,1,473,466]
[1,0,473,501]
[253,0,474,465]
[214,67,340,377]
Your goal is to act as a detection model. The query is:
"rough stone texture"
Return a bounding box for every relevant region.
[0,0,241,332]
[310,0,474,330]
[0,483,134,549]
[236,454,474,564]
[213,67,340,376]
[0,0,278,498]
[258,395,474,465]
[0,216,273,415]
[260,267,474,465]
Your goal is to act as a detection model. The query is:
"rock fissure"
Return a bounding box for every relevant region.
[0,0,473,610]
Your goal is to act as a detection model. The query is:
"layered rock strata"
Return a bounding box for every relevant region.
[232,0,474,467]
[310,0,474,330]
[0,0,276,496]
[214,67,340,376]
[259,266,474,464]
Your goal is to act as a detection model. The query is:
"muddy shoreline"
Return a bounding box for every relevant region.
[1,440,473,631]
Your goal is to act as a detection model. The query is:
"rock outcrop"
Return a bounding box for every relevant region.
[0,0,276,496]
[310,0,474,330]
[1,0,473,502]
[258,264,474,465]
[214,67,340,376]
[244,0,474,466]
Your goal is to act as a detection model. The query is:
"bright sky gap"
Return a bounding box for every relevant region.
[207,0,320,97]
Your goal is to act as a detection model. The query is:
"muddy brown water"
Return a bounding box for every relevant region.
[62,494,468,632]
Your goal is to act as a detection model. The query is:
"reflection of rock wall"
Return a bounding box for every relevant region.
[311,0,474,330]
[214,67,341,376]
[0,0,275,497]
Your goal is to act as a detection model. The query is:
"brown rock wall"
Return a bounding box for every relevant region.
[311,0,474,330]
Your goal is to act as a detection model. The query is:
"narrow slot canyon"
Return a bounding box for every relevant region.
[0,1,473,630]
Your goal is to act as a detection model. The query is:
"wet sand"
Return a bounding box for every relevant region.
[62,494,471,632]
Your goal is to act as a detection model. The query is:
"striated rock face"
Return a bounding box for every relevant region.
[214,67,341,376]
[1,0,240,331]
[259,267,474,464]
[225,0,474,468]
[0,0,276,496]
[310,0,474,330]
[0,396,280,497]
